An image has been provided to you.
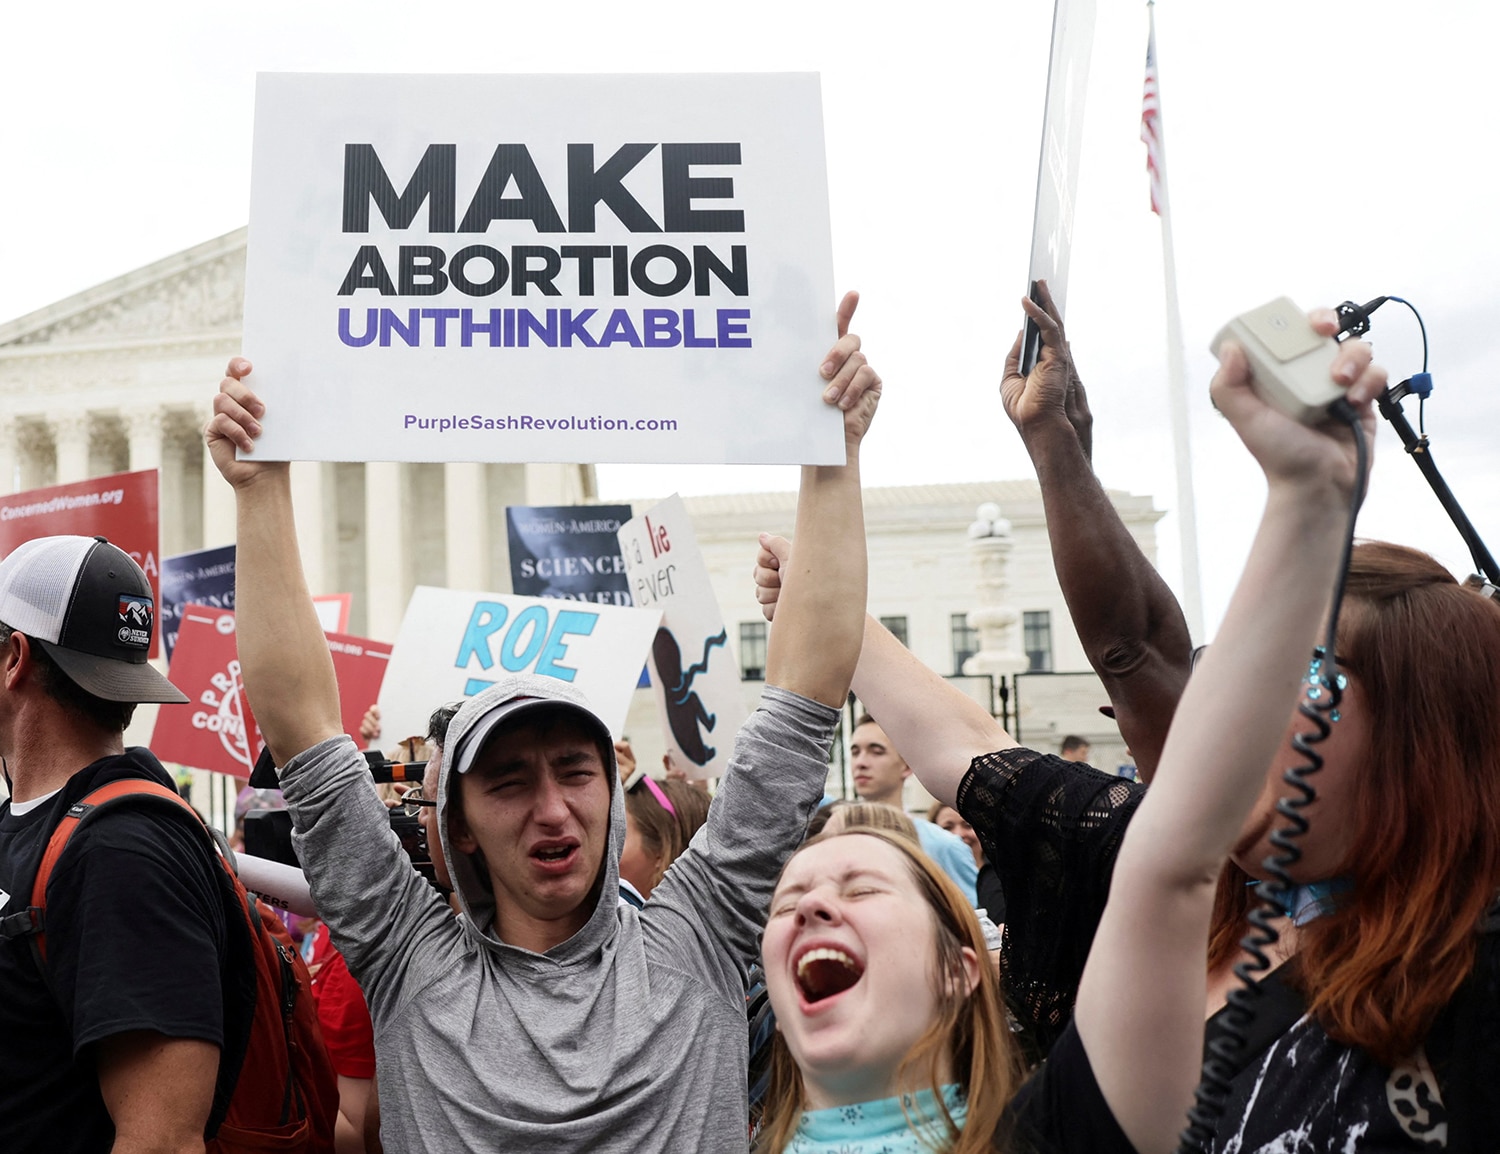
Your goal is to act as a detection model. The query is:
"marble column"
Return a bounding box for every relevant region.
[122,405,173,553]
[50,411,91,484]
[199,406,237,549]
[290,461,331,595]
[523,462,597,506]
[0,415,19,496]
[444,462,488,592]
[364,462,408,642]
[122,405,165,474]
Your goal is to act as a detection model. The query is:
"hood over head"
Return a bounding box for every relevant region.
[435,673,622,958]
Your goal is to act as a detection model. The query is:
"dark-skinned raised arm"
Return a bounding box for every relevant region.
[1001,283,1193,780]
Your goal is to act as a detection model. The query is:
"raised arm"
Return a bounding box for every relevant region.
[1074,314,1384,1153]
[763,291,880,708]
[205,359,344,764]
[642,292,881,983]
[750,546,1015,807]
[1002,282,1193,780]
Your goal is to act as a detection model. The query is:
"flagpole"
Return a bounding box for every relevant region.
[1144,0,1205,641]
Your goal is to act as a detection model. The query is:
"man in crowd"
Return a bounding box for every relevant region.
[0,536,239,1154]
[203,289,880,1151]
[849,712,980,903]
[1059,734,1091,762]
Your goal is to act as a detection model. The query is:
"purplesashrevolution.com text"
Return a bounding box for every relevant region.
[405,414,678,433]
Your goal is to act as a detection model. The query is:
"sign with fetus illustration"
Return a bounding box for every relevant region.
[617,495,746,780]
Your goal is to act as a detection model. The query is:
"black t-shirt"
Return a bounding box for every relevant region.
[1002,1021,1134,1153]
[977,861,1007,925]
[0,750,245,1154]
[960,746,1500,1152]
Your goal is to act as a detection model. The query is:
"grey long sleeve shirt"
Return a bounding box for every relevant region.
[279,681,836,1153]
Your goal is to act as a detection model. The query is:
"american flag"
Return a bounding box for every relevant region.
[1141,18,1164,215]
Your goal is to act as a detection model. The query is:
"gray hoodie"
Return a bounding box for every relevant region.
[279,674,836,1152]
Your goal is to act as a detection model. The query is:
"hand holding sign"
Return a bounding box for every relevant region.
[206,359,287,488]
[1001,280,1093,458]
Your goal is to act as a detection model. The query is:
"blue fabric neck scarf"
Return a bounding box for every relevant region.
[1254,878,1353,926]
[789,1085,966,1153]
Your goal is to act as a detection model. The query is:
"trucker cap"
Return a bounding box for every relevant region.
[447,674,615,779]
[0,535,189,704]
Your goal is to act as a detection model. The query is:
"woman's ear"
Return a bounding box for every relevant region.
[956,945,982,997]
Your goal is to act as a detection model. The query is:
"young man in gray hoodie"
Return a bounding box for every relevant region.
[205,291,881,1151]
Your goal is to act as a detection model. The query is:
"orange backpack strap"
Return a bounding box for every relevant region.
[26,778,203,963]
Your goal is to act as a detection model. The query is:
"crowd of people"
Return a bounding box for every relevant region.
[3,276,1498,1154]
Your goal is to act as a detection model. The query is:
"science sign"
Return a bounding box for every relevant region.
[617,495,745,780]
[243,72,841,466]
[151,605,392,777]
[506,504,634,607]
[376,587,660,743]
[0,469,162,657]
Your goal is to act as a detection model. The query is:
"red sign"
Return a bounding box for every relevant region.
[312,593,352,634]
[151,604,393,778]
[0,469,161,656]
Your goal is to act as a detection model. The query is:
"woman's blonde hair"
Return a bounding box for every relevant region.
[810,800,920,842]
[755,827,1024,1154]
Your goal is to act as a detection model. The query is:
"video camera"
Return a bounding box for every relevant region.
[242,750,444,890]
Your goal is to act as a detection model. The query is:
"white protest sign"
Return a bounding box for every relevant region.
[617,495,746,780]
[1020,0,1097,373]
[377,587,660,742]
[244,72,841,466]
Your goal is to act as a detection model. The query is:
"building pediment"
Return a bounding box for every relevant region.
[0,228,246,353]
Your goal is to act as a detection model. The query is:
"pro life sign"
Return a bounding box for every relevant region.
[243,73,841,466]
[617,495,745,781]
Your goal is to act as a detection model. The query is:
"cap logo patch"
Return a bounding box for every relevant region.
[116,594,153,650]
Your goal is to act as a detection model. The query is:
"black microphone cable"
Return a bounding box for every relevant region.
[1175,404,1369,1154]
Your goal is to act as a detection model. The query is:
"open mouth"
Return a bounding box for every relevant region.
[531,842,578,867]
[795,946,865,1003]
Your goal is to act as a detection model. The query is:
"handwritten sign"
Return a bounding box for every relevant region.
[376,587,660,742]
[617,495,745,779]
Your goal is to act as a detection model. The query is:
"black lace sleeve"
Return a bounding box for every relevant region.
[956,747,1146,1064]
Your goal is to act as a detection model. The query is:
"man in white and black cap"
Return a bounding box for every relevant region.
[205,288,882,1151]
[0,536,246,1154]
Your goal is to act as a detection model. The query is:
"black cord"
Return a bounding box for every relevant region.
[1387,296,1428,435]
[1175,412,1368,1153]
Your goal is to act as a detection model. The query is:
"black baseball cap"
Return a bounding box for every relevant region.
[0,535,188,704]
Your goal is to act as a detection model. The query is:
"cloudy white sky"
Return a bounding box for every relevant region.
[3,0,1495,638]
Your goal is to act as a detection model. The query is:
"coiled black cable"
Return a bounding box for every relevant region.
[1174,407,1369,1153]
